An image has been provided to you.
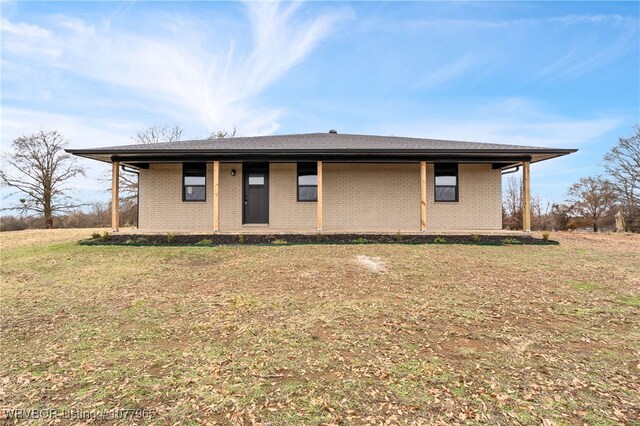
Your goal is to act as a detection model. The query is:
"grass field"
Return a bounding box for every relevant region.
[1,229,639,425]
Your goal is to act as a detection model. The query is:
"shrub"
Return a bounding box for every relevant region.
[352,237,369,244]
[196,238,212,245]
[316,232,323,242]
[501,238,520,245]
[470,234,481,243]
[271,239,287,245]
[433,237,447,244]
[542,232,550,242]
[101,231,110,241]
[90,232,101,239]
[166,232,175,244]
[237,234,245,244]
[395,231,403,242]
[136,236,148,244]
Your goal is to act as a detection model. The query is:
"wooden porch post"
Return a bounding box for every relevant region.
[213,161,220,232]
[522,161,531,232]
[420,161,427,231]
[111,161,120,232]
[317,161,323,231]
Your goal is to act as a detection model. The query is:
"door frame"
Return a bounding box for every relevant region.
[242,162,270,224]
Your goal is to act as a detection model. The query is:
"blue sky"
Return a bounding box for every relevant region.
[1,1,639,206]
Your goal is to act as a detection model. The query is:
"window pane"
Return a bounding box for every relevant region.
[435,186,456,201]
[185,186,205,201]
[185,176,206,185]
[435,175,456,186]
[298,186,317,201]
[435,164,457,174]
[183,164,206,179]
[298,174,317,185]
[249,175,264,185]
[298,163,317,175]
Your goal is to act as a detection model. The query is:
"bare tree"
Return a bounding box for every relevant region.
[531,195,552,231]
[208,127,237,140]
[132,124,183,145]
[0,131,85,229]
[89,201,110,227]
[566,176,616,232]
[604,126,640,231]
[502,176,522,230]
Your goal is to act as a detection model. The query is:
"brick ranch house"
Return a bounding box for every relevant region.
[67,131,576,233]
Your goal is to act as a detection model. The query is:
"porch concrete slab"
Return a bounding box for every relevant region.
[113,228,527,236]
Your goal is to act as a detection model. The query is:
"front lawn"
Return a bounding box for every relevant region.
[1,229,638,424]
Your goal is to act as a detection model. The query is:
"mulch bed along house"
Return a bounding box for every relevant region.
[83,233,556,246]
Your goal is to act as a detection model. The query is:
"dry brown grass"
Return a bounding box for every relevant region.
[0,228,109,249]
[1,230,639,424]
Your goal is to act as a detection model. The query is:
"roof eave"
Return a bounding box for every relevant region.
[65,149,576,168]
[66,148,578,156]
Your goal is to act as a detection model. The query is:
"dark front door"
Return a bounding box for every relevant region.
[243,163,269,224]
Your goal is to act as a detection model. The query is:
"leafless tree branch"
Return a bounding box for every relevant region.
[0,130,85,228]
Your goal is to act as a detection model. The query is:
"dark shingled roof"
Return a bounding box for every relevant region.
[78,132,565,152]
[67,132,577,166]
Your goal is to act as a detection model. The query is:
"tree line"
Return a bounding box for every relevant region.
[1,125,638,233]
[503,126,639,232]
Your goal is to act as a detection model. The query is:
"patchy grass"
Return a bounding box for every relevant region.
[569,279,599,292]
[501,237,521,245]
[616,296,640,306]
[1,229,639,424]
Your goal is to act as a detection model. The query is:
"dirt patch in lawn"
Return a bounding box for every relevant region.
[355,254,388,274]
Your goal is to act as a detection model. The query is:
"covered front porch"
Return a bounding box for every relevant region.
[107,159,533,234]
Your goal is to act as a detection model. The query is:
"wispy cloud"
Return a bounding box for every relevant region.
[549,14,637,26]
[0,17,59,57]
[1,1,351,135]
[396,12,639,84]
[417,54,476,89]
[407,13,636,30]
[1,107,140,150]
[537,28,638,80]
[0,18,50,37]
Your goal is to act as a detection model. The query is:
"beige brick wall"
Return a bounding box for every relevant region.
[139,164,213,230]
[137,162,502,232]
[426,163,502,230]
[219,163,243,229]
[269,163,317,229]
[324,163,421,231]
